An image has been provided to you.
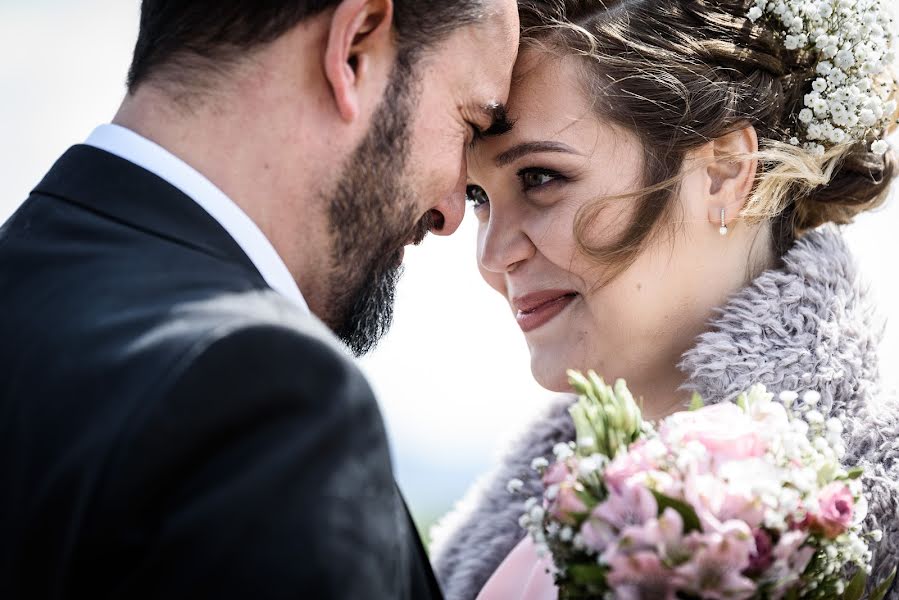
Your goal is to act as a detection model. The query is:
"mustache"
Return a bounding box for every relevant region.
[408,211,436,246]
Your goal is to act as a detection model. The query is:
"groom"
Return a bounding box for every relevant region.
[0,1,518,598]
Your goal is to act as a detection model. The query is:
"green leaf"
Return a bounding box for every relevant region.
[846,466,865,480]
[870,566,897,600]
[689,392,705,411]
[651,491,702,533]
[566,563,607,586]
[843,567,867,600]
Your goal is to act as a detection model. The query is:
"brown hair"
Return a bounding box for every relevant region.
[127,0,485,99]
[518,0,897,272]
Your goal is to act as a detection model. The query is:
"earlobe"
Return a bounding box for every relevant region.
[323,0,393,123]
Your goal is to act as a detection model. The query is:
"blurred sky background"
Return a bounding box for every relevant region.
[3,0,898,533]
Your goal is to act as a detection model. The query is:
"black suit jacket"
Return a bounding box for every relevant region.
[0,146,442,599]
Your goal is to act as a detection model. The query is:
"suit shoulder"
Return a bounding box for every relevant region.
[167,290,365,401]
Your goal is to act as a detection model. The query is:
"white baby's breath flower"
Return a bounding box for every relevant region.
[859,108,878,126]
[749,6,764,21]
[799,108,815,123]
[553,442,574,460]
[779,390,800,405]
[825,417,843,433]
[531,457,549,471]
[545,484,559,501]
[802,390,822,406]
[872,139,890,154]
[507,478,525,494]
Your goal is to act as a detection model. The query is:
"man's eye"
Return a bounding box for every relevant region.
[466,184,489,208]
[519,168,562,190]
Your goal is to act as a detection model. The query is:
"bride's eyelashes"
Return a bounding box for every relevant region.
[466,184,489,208]
[518,167,567,192]
[465,166,570,210]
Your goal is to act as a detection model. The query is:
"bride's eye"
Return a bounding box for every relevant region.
[519,168,563,191]
[466,184,489,208]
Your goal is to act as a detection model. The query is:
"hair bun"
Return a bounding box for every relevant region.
[792,140,896,230]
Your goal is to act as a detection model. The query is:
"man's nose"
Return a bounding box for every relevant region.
[429,160,469,236]
[428,189,466,236]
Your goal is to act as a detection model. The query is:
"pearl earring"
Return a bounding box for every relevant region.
[719,208,728,236]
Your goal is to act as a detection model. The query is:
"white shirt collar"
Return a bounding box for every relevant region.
[84,124,309,314]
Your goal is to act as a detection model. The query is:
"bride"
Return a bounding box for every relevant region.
[431,0,899,598]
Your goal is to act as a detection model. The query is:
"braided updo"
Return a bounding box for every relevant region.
[518,0,898,264]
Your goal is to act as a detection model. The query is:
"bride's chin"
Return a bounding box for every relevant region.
[528,351,574,392]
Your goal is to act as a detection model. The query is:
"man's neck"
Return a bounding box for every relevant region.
[112,89,333,319]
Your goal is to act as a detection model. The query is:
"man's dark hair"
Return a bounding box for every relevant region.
[127,0,484,96]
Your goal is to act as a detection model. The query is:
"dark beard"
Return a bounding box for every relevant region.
[324,62,431,356]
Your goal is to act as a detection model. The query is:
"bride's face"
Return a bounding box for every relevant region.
[467,49,755,395]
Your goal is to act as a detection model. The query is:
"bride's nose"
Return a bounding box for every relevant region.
[478,210,535,273]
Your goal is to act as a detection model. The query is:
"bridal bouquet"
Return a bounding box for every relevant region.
[512,371,896,599]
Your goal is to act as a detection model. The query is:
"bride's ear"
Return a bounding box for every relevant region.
[699,124,759,229]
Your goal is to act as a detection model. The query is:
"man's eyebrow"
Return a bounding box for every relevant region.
[480,102,515,137]
[494,141,581,167]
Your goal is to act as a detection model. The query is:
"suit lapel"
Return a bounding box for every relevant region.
[397,486,444,599]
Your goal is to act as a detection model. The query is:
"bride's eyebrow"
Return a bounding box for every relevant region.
[494,141,581,167]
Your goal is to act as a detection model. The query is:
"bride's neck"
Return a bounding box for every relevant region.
[624,353,694,422]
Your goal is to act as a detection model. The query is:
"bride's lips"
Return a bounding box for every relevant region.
[513,290,579,333]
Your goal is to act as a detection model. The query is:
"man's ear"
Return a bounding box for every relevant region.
[702,124,759,227]
[324,0,394,123]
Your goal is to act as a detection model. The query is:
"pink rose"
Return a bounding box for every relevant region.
[549,482,588,523]
[542,460,571,487]
[808,482,854,539]
[661,404,767,463]
[604,438,666,493]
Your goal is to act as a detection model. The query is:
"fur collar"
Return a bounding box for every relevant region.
[431,227,899,600]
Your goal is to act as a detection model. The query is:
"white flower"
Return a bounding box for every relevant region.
[790,136,801,145]
[826,417,844,433]
[753,0,897,152]
[780,390,800,405]
[802,390,822,406]
[836,48,857,68]
[553,442,574,460]
[507,478,525,494]
[817,60,834,75]
[806,409,825,425]
[531,457,549,471]
[872,139,890,154]
[859,108,878,126]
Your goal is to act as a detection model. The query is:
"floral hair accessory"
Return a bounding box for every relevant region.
[748,0,898,156]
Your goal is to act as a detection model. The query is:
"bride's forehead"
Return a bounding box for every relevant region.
[507,50,590,117]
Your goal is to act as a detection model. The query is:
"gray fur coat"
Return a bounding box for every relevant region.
[431,227,899,600]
